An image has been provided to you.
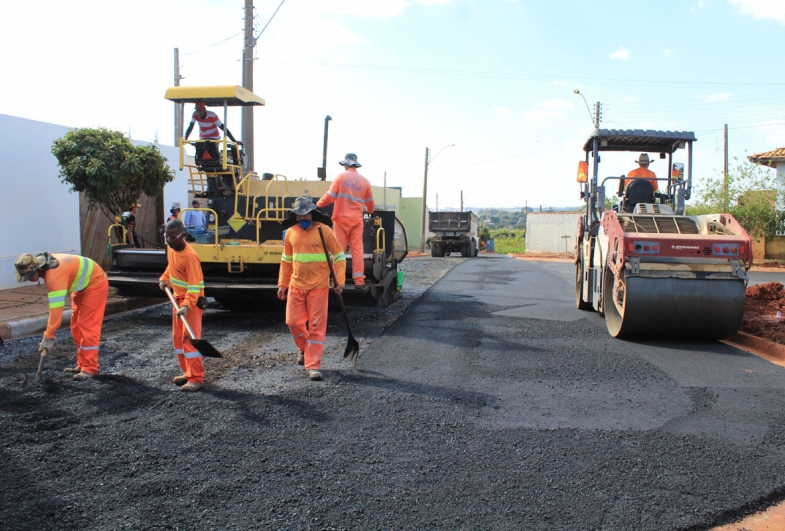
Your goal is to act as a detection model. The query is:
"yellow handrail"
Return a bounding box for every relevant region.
[375,227,386,254]
[107,223,127,245]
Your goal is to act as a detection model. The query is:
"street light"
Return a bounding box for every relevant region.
[420,143,455,253]
[574,89,597,128]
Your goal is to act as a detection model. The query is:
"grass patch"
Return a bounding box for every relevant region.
[493,238,525,254]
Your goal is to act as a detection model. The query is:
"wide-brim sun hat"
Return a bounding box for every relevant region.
[14,252,59,282]
[290,196,317,216]
[635,153,652,165]
[339,153,362,168]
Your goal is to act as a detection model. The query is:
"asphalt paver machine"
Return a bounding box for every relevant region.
[107,85,407,307]
[575,129,751,339]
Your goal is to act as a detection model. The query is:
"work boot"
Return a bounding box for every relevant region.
[63,367,80,374]
[181,381,204,392]
[172,375,188,386]
[73,372,94,382]
[297,351,305,365]
[307,370,322,381]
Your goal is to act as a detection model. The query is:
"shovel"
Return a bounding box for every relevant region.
[317,226,360,366]
[164,286,222,358]
[22,347,48,387]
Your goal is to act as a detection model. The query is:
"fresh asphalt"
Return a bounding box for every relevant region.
[360,254,785,529]
[2,255,785,530]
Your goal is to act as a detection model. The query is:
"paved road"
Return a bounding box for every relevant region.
[748,270,785,286]
[362,255,785,529]
[2,255,785,531]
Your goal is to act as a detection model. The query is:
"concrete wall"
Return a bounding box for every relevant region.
[0,113,188,289]
[525,212,582,253]
[399,197,425,250]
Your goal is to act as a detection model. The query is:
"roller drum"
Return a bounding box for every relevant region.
[603,272,746,340]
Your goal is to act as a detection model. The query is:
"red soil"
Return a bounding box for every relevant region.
[742,282,785,344]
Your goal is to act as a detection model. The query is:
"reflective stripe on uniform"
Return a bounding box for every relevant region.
[187,280,205,293]
[352,272,364,277]
[334,192,366,204]
[80,346,100,351]
[293,332,306,339]
[175,349,184,354]
[293,253,328,263]
[170,276,188,288]
[334,252,346,262]
[183,351,202,359]
[307,339,325,346]
[69,257,95,292]
[47,289,68,309]
[281,253,293,263]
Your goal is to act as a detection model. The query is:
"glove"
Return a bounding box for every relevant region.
[159,280,171,292]
[39,336,55,352]
[176,305,189,318]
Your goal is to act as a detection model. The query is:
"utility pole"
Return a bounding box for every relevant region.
[317,115,331,180]
[242,0,255,172]
[383,171,387,210]
[594,102,601,128]
[723,124,729,212]
[460,190,463,212]
[420,147,430,253]
[173,48,182,144]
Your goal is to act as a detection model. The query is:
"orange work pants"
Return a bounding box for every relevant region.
[172,300,205,383]
[286,287,329,370]
[70,279,109,375]
[334,217,365,285]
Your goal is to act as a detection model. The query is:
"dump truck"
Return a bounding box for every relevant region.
[107,85,407,308]
[429,211,478,257]
[575,128,751,339]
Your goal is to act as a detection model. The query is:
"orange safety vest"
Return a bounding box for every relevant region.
[279,222,346,291]
[317,168,375,220]
[160,243,204,309]
[627,167,658,192]
[44,254,107,339]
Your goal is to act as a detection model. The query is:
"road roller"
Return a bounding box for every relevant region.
[107,85,407,308]
[574,129,752,339]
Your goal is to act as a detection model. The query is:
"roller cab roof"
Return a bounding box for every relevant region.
[583,129,696,153]
[164,85,265,106]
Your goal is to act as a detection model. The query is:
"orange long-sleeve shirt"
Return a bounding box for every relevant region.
[42,254,107,339]
[627,167,658,192]
[316,167,375,220]
[279,222,347,290]
[160,242,204,309]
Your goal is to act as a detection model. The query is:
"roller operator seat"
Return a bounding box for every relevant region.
[622,178,655,212]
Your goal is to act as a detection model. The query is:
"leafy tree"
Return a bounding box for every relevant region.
[51,127,175,221]
[690,157,780,238]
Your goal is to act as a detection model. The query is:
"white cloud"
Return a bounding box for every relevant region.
[691,1,706,12]
[706,92,732,102]
[729,0,785,25]
[419,0,451,5]
[663,48,674,57]
[610,46,630,61]
[755,119,785,144]
[494,107,511,114]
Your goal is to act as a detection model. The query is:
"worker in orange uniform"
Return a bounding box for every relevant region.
[627,153,658,192]
[14,252,109,381]
[316,153,374,287]
[159,219,206,392]
[278,197,346,381]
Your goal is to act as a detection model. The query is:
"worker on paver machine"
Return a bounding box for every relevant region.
[14,252,109,381]
[317,153,374,287]
[278,197,346,381]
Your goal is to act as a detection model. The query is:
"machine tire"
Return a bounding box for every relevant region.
[575,254,593,311]
[431,245,438,258]
[436,243,445,258]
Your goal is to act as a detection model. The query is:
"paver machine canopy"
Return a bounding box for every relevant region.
[575,128,751,339]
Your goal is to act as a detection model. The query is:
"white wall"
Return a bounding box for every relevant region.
[525,212,582,253]
[0,113,188,289]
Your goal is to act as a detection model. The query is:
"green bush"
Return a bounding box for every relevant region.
[490,228,526,254]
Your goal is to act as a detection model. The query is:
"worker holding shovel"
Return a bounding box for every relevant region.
[278,197,346,381]
[14,252,108,381]
[159,219,207,392]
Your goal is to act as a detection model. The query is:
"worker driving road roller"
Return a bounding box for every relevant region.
[14,252,109,381]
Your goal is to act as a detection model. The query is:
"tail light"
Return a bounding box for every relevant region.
[632,241,660,254]
[712,243,741,256]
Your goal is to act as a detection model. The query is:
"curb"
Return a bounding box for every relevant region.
[0,297,163,341]
[723,332,785,368]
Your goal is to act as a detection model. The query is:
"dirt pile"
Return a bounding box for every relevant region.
[742,282,785,344]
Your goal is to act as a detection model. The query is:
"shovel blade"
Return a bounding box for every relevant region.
[343,335,360,367]
[189,339,223,358]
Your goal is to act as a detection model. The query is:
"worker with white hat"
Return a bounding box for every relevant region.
[627,153,658,192]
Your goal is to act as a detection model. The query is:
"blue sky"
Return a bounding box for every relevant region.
[2,0,784,209]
